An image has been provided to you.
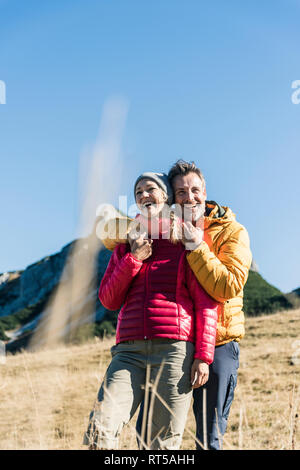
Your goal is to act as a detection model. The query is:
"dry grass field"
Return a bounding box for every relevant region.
[0,309,299,450]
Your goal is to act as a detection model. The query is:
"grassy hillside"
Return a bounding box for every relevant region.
[243,271,293,315]
[0,309,299,450]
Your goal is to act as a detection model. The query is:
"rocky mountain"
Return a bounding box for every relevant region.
[0,224,113,352]
[0,228,297,353]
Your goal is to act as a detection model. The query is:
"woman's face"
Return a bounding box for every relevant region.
[135,179,167,217]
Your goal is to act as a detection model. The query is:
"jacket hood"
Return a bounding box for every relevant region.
[204,201,236,227]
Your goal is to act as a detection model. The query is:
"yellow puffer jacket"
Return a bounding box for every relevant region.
[186,202,252,345]
[100,202,252,346]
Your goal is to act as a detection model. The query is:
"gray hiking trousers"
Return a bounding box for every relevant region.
[83,338,194,450]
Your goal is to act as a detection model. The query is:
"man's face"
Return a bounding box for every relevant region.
[172,172,207,222]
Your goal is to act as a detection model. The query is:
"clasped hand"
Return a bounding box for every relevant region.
[129,230,153,261]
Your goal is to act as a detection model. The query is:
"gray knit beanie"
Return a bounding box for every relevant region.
[134,172,174,205]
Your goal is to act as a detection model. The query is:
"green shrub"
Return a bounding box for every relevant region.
[69,323,96,344]
[243,271,293,316]
[95,320,116,338]
[0,324,9,341]
[0,296,51,336]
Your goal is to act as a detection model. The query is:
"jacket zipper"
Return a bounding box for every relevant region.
[143,261,151,340]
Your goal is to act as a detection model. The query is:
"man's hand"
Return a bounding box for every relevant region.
[129,232,153,261]
[182,221,203,251]
[191,359,209,389]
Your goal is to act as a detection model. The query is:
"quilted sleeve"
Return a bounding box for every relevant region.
[187,266,219,364]
[98,244,143,310]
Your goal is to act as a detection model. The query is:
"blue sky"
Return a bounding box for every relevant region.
[0,0,299,293]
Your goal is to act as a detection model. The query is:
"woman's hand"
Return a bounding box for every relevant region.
[129,232,153,261]
[191,359,209,389]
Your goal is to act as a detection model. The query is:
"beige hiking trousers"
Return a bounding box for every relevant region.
[83,338,194,450]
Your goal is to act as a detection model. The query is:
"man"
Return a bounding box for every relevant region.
[100,160,252,450]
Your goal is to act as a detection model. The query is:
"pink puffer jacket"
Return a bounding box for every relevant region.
[99,239,219,364]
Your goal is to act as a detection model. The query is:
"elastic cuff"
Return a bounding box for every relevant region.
[193,353,211,365]
[190,240,208,253]
[124,252,143,266]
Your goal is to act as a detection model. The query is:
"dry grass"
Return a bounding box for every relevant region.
[0,309,299,450]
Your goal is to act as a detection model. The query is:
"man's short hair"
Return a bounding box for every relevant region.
[168,159,206,187]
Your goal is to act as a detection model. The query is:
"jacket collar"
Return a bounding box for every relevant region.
[204,201,236,227]
[205,200,225,218]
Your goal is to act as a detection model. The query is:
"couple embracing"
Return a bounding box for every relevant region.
[84,160,252,450]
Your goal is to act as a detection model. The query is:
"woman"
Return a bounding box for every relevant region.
[83,172,219,450]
